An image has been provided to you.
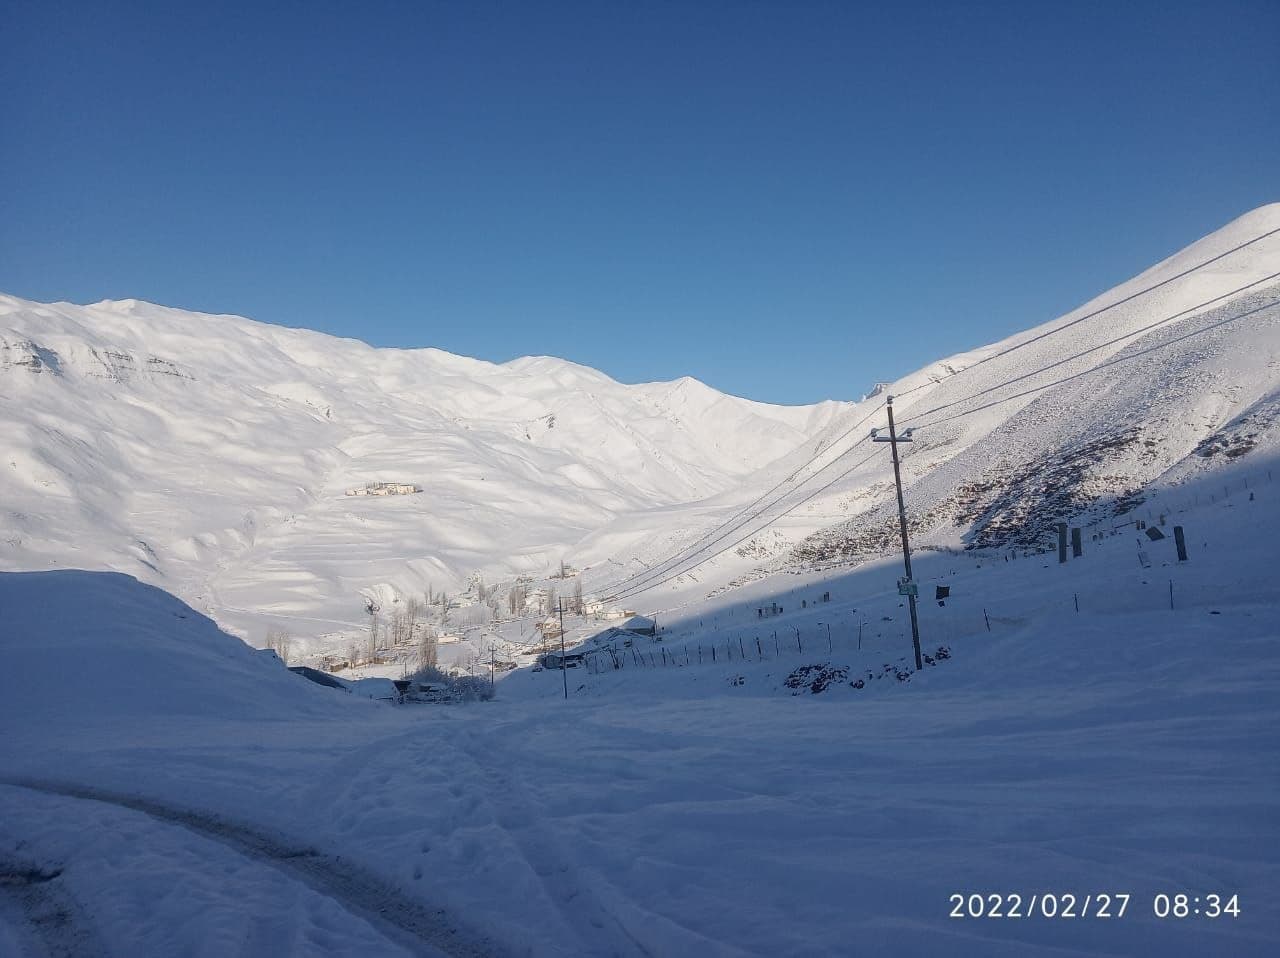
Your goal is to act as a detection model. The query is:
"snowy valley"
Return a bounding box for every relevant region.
[2,205,1280,956]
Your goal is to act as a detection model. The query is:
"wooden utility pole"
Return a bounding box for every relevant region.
[558,599,568,700]
[872,396,923,670]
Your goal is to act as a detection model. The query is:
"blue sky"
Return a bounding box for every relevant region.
[3,0,1277,405]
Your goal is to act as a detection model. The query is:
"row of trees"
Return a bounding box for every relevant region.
[505,578,585,616]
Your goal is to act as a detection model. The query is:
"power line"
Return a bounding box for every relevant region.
[595,227,1280,606]
[597,227,1280,601]
[608,442,881,603]
[900,271,1280,426]
[893,224,1280,401]
[611,290,1280,602]
[592,400,887,598]
[909,296,1280,430]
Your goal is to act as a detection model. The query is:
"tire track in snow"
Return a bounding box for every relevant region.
[3,779,494,958]
[443,726,757,958]
[439,729,684,958]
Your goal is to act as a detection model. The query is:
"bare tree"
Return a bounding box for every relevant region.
[266,629,292,665]
[508,582,527,616]
[572,577,583,615]
[367,611,380,662]
[418,630,439,670]
[404,597,421,644]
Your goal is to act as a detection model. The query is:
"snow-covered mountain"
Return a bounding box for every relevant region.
[3,204,1278,654]
[0,294,843,642]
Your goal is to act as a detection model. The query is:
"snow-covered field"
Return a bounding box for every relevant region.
[2,459,1277,956]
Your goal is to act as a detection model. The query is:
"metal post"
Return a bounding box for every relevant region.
[884,398,923,670]
[558,599,567,700]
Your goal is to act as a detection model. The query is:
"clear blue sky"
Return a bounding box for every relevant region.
[3,1,1277,405]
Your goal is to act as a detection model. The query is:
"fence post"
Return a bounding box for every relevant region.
[756,636,763,658]
[983,608,991,632]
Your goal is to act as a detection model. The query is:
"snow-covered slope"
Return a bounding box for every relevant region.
[579,204,1280,607]
[0,296,842,643]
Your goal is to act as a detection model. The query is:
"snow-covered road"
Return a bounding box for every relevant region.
[0,782,483,957]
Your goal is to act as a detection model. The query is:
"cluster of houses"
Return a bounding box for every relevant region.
[344,481,422,497]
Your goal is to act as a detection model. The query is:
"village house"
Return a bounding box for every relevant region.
[619,615,656,635]
[344,481,423,497]
[540,650,585,669]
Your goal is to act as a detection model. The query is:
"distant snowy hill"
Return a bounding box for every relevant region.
[0,292,842,642]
